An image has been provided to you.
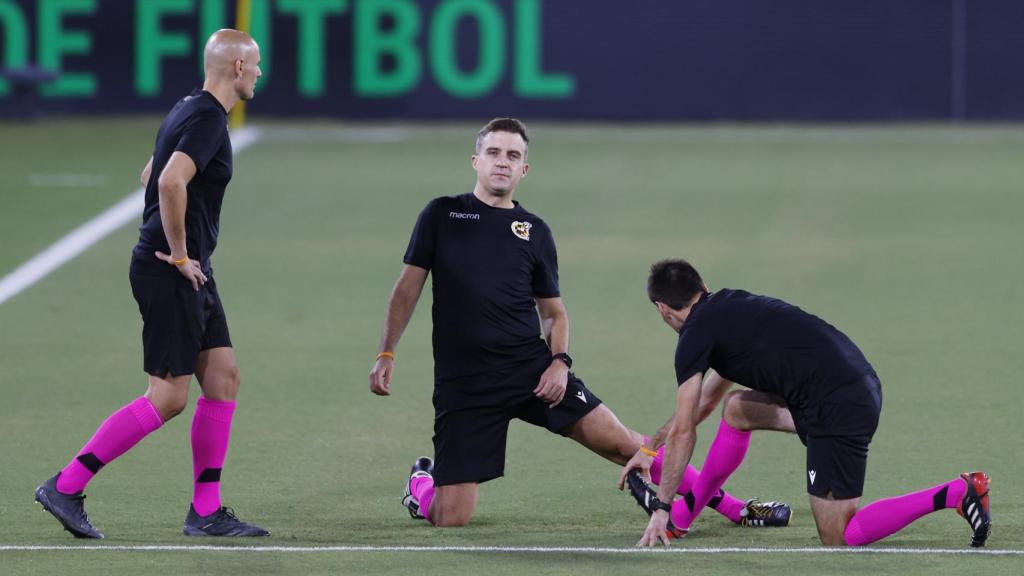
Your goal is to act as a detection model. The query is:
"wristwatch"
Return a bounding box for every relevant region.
[650,496,672,514]
[551,352,573,369]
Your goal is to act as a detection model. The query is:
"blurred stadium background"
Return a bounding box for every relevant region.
[1,1,1022,575]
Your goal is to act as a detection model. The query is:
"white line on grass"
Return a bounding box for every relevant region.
[0,127,262,306]
[0,545,1020,555]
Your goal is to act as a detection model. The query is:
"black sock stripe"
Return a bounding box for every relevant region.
[76,453,105,474]
[707,488,724,510]
[684,491,696,513]
[196,468,222,483]
[933,486,949,512]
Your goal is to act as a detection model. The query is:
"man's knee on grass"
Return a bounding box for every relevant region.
[430,484,477,527]
[809,493,858,546]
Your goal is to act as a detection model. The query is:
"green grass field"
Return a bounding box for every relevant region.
[1,120,1022,575]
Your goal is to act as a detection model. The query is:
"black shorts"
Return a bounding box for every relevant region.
[129,272,232,377]
[794,374,882,499]
[431,357,602,486]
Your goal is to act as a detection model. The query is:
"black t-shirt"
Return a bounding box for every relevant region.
[674,289,877,411]
[132,89,232,277]
[404,193,560,381]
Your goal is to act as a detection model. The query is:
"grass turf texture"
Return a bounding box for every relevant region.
[1,120,1022,575]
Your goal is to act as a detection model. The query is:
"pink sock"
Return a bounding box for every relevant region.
[670,419,751,529]
[56,397,164,494]
[844,478,967,546]
[410,475,436,524]
[651,446,747,523]
[191,397,236,517]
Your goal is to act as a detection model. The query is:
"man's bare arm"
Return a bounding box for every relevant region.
[654,372,703,502]
[157,152,196,262]
[536,296,569,354]
[646,370,732,449]
[697,370,733,422]
[369,265,429,396]
[636,372,703,547]
[154,151,206,290]
[533,296,570,405]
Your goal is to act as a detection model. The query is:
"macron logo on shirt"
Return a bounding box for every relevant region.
[449,211,480,220]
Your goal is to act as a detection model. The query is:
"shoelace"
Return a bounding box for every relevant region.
[217,507,239,521]
[68,493,98,527]
[748,501,781,519]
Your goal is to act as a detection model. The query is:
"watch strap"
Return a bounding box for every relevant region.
[551,352,572,369]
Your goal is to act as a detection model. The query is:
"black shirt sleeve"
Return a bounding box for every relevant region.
[175,108,226,172]
[531,221,560,298]
[674,321,712,385]
[403,199,439,270]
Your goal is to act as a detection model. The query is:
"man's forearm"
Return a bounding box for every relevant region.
[695,371,732,424]
[378,285,418,353]
[656,428,696,503]
[544,312,569,354]
[158,180,188,257]
[647,414,676,450]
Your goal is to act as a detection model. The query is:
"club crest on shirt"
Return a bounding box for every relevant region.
[511,221,532,241]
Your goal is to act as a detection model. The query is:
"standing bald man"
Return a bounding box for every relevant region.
[34,30,268,539]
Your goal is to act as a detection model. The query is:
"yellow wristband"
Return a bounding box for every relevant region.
[172,255,189,266]
[376,351,394,360]
[639,446,658,458]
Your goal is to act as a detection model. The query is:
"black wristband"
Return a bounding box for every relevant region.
[651,497,672,513]
[551,352,573,369]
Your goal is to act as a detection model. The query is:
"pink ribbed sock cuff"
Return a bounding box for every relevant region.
[195,397,237,422]
[717,418,752,444]
[130,396,165,433]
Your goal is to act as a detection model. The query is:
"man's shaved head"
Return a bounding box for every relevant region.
[204,29,258,78]
[201,29,261,104]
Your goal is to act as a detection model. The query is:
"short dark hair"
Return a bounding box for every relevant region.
[475,117,529,157]
[647,259,706,310]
